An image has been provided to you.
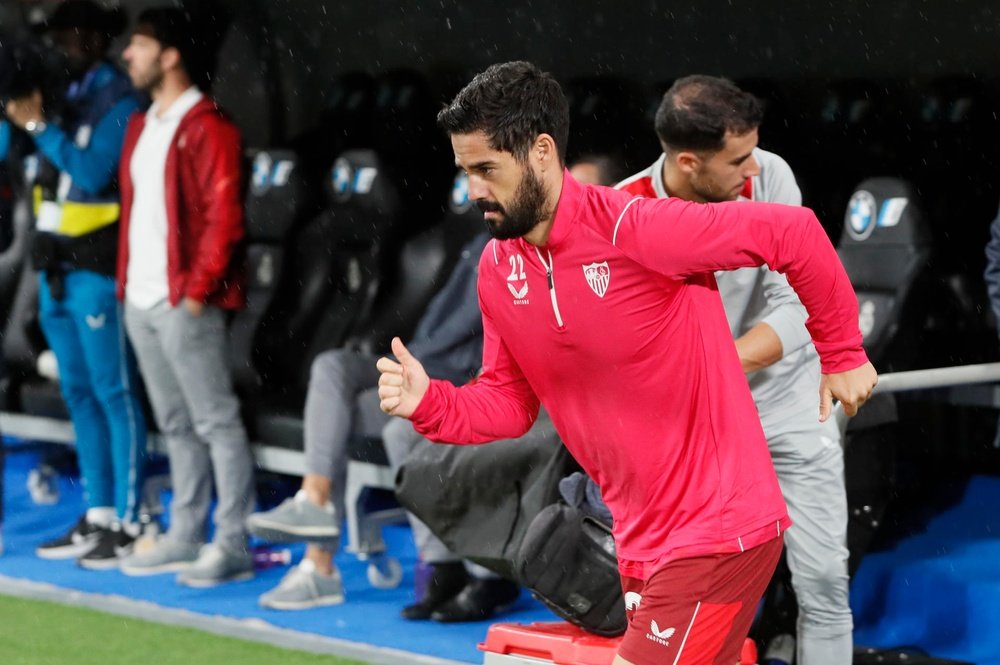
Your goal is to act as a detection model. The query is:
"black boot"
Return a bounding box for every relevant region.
[401,561,470,620]
[430,578,521,623]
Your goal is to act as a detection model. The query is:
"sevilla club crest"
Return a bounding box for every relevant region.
[582,261,610,298]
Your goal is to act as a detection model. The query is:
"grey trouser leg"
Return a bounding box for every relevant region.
[769,417,853,665]
[303,349,387,522]
[125,302,255,553]
[381,416,459,564]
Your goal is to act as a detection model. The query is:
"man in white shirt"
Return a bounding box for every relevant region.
[114,6,255,588]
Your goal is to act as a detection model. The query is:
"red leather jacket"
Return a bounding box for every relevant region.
[116,97,246,309]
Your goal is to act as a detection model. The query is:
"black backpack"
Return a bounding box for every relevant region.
[515,501,626,637]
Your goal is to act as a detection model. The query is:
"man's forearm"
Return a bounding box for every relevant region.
[735,322,783,374]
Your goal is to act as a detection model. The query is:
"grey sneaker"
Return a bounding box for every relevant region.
[246,490,340,543]
[177,543,254,588]
[119,538,200,576]
[259,559,345,610]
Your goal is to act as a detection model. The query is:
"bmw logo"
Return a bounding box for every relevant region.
[250,152,273,195]
[331,157,353,202]
[846,190,877,241]
[450,170,471,213]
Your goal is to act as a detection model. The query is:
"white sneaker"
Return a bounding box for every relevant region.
[176,543,254,588]
[246,490,339,543]
[119,538,200,576]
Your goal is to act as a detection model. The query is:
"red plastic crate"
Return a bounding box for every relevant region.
[479,621,759,665]
[480,622,622,664]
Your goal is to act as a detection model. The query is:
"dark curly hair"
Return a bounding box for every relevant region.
[436,61,570,164]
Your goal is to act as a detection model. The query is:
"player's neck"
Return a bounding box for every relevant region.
[522,170,564,247]
[661,162,705,204]
[153,75,196,118]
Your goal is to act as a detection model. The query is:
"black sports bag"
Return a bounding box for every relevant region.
[515,501,627,637]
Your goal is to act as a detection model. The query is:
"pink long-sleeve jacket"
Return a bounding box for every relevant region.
[412,171,867,580]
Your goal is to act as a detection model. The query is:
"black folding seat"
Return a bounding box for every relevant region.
[232,73,380,432]
[278,148,406,395]
[345,168,486,357]
[227,147,316,413]
[837,178,931,367]
[0,148,64,418]
[245,148,398,457]
[367,68,454,232]
[339,169,485,580]
[291,71,378,186]
[755,177,934,642]
[0,162,14,253]
[836,176,995,571]
[291,68,455,370]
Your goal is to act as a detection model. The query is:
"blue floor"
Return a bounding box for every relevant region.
[0,446,557,664]
[4,444,1000,664]
[852,474,1000,665]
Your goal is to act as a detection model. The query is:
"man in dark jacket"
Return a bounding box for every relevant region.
[115,7,254,587]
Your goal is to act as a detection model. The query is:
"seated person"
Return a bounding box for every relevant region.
[247,231,488,609]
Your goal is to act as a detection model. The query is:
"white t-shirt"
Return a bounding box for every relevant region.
[126,86,203,309]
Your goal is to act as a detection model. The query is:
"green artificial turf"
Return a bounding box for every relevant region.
[0,594,370,665]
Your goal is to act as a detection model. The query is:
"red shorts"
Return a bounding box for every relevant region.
[617,537,782,665]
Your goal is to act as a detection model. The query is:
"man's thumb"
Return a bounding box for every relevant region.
[391,337,412,364]
[818,386,832,423]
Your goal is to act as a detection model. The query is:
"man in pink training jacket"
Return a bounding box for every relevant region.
[376,61,876,665]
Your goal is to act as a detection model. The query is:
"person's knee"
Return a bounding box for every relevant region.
[58,376,99,410]
[190,409,246,446]
[792,555,852,623]
[381,418,419,466]
[151,401,196,438]
[89,364,132,406]
[311,349,351,379]
[307,349,366,403]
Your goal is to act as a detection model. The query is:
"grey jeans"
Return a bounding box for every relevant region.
[305,350,492,578]
[124,301,254,553]
[769,416,852,665]
[303,349,389,523]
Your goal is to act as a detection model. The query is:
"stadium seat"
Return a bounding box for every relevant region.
[252,70,448,451]
[341,169,484,583]
[755,177,932,641]
[0,152,62,417]
[228,147,317,409]
[838,177,931,364]
[251,148,402,448]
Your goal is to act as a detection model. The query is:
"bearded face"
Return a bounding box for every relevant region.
[477,163,548,240]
